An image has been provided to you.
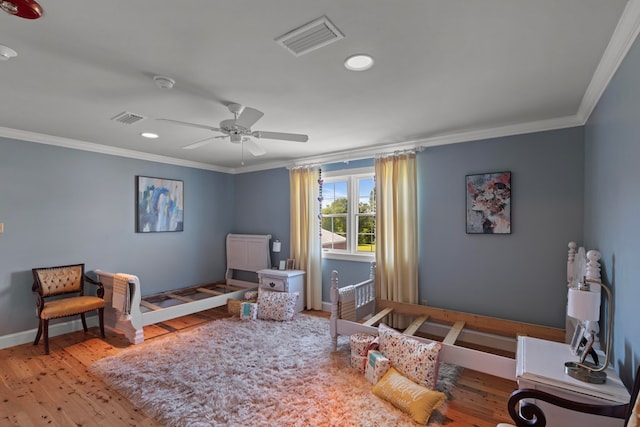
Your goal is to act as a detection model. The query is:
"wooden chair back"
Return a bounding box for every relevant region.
[33,264,85,297]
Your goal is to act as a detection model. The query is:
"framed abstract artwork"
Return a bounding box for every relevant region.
[465,171,511,234]
[136,176,184,232]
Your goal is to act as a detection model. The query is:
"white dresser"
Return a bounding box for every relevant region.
[257,269,306,313]
[516,336,630,427]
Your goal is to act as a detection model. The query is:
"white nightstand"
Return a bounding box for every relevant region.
[257,269,305,313]
[516,336,630,427]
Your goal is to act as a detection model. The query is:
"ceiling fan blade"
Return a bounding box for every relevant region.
[157,118,222,133]
[235,107,264,129]
[251,130,309,142]
[181,137,216,150]
[244,139,266,157]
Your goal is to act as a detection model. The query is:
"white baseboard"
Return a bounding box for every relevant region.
[0,316,99,350]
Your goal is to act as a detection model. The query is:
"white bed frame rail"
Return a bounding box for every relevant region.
[330,262,566,381]
[94,270,144,344]
[93,232,272,345]
[95,271,250,344]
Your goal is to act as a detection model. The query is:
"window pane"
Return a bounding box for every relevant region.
[321,173,375,255]
[358,177,375,214]
[322,180,348,214]
[322,215,347,250]
[356,214,375,252]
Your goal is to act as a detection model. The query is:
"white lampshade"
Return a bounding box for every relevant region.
[567,288,601,321]
[272,240,281,253]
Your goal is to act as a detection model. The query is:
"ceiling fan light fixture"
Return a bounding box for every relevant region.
[230,134,242,144]
[344,54,374,71]
[0,44,17,61]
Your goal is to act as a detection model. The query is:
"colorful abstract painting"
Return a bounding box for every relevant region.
[136,176,184,232]
[465,171,511,234]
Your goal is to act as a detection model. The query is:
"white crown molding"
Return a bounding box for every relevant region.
[577,0,640,123]
[0,126,234,174]
[272,114,583,170]
[0,114,589,175]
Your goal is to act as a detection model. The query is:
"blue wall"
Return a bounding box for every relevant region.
[233,168,290,266]
[419,128,584,327]
[0,138,235,336]
[0,125,586,341]
[584,33,640,387]
[321,259,372,301]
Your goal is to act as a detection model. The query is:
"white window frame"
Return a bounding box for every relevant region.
[321,167,375,262]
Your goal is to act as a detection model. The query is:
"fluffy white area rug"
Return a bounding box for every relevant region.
[90,314,459,426]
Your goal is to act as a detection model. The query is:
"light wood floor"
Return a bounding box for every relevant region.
[0,307,517,426]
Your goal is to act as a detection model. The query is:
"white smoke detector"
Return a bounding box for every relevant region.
[153,75,175,89]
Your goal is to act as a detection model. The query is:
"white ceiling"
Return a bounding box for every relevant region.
[1,1,638,173]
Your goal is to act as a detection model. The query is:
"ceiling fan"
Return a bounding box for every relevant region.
[158,103,309,157]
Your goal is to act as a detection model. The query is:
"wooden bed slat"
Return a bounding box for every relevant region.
[377,299,564,342]
[196,288,224,296]
[403,315,429,336]
[443,320,466,345]
[224,284,248,291]
[140,300,163,311]
[363,307,394,326]
[329,260,567,384]
[166,293,195,303]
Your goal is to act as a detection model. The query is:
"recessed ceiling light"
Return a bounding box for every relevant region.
[344,54,374,71]
[0,44,17,60]
[141,132,159,139]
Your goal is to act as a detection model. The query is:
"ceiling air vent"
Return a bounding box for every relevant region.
[110,111,146,125]
[275,16,344,57]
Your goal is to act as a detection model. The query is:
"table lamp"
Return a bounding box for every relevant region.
[565,277,613,384]
[272,240,281,269]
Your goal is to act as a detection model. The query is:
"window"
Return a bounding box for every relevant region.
[321,167,375,260]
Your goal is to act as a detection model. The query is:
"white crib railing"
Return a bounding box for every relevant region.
[330,262,376,351]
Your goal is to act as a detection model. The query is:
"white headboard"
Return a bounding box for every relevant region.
[225,233,272,288]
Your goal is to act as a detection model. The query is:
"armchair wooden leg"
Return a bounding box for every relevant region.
[43,319,50,355]
[80,313,88,332]
[98,308,105,338]
[33,319,43,346]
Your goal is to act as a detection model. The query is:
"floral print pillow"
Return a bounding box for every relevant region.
[257,289,299,321]
[378,323,442,389]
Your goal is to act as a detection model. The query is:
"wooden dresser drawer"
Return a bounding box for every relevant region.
[256,269,306,312]
[260,276,286,292]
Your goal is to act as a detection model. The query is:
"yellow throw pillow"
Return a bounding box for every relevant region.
[372,367,446,425]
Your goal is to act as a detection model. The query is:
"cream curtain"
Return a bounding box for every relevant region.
[289,167,323,310]
[375,153,418,327]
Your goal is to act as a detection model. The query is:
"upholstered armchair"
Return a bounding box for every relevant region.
[498,365,640,427]
[32,263,105,354]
